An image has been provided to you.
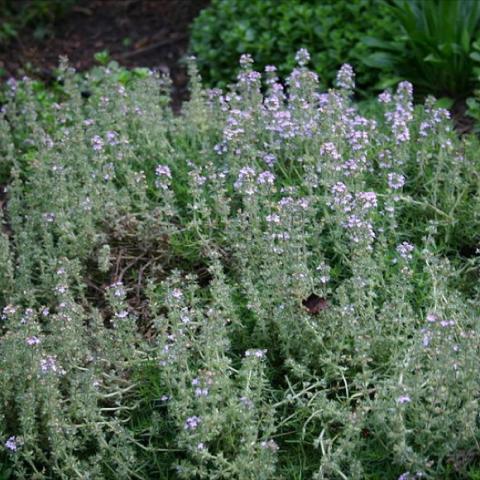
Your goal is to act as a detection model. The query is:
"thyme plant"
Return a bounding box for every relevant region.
[1,53,480,479]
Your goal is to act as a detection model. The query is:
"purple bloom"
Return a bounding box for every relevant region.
[260,439,279,452]
[108,281,125,298]
[91,135,104,152]
[396,395,411,405]
[295,48,310,67]
[356,191,377,210]
[195,387,209,397]
[440,320,455,328]
[257,171,275,185]
[387,173,405,190]
[422,331,432,347]
[336,64,355,91]
[378,91,392,104]
[234,166,257,194]
[262,153,277,167]
[106,130,119,146]
[396,242,414,260]
[5,436,17,451]
[171,288,183,299]
[184,416,201,431]
[43,212,56,223]
[26,336,41,346]
[239,54,254,68]
[40,355,66,375]
[266,214,281,224]
[155,165,172,178]
[245,349,267,359]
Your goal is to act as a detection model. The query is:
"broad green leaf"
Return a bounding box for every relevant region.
[469,52,480,63]
[362,52,396,69]
[424,53,442,64]
[361,36,402,51]
[434,97,454,109]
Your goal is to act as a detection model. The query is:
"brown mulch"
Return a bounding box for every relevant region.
[0,0,210,110]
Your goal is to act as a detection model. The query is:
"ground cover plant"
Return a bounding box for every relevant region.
[1,52,480,479]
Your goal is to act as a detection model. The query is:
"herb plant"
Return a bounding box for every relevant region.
[1,53,480,479]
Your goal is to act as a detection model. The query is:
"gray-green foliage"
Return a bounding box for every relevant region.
[1,55,480,479]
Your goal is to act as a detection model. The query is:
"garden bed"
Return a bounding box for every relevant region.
[0,0,209,109]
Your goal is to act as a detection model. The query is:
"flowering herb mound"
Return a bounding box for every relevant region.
[0,54,480,479]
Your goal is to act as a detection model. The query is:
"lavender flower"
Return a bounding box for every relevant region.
[234,166,257,194]
[171,288,183,299]
[396,395,411,405]
[239,53,254,68]
[106,131,119,146]
[194,387,209,397]
[387,173,405,190]
[385,82,413,143]
[422,329,432,347]
[260,439,279,452]
[40,355,66,375]
[91,135,104,152]
[245,349,267,359]
[266,214,281,224]
[109,281,126,298]
[184,416,201,431]
[378,91,392,104]
[336,64,355,91]
[295,48,310,67]
[262,153,277,167]
[356,192,377,210]
[5,436,17,451]
[257,171,275,185]
[26,336,41,346]
[155,165,172,178]
[396,242,414,260]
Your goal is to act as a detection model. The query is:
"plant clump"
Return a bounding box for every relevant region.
[0,53,480,479]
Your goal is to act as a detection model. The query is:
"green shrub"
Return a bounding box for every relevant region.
[190,0,399,93]
[1,55,480,478]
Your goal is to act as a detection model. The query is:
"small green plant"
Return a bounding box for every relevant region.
[0,0,76,45]
[363,0,480,99]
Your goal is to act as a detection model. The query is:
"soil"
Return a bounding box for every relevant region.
[0,0,210,110]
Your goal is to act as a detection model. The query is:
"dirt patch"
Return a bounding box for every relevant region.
[0,0,210,110]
